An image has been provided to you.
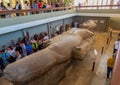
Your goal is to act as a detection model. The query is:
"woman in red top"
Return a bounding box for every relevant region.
[38,0,43,8]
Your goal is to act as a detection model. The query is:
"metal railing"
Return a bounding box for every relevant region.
[0,7,73,16]
[0,5,120,17]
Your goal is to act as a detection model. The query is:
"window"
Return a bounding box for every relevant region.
[74,0,118,9]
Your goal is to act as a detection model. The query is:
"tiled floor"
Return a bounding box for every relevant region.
[59,32,118,85]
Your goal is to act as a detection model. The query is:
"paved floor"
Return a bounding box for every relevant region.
[59,32,118,85]
[0,32,118,85]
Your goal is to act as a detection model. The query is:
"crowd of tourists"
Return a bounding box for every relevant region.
[0,31,50,71]
[0,24,68,76]
[0,0,68,18]
[0,21,85,72]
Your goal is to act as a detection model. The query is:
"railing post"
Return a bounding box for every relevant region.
[110,31,112,37]
[106,37,109,44]
[101,47,104,54]
[92,61,96,71]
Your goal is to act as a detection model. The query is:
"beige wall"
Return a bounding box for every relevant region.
[76,9,120,30]
[109,17,120,30]
[9,0,16,7]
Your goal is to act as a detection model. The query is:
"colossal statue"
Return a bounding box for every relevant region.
[2,28,94,85]
[79,20,97,32]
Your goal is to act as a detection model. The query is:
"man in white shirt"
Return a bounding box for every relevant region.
[43,34,49,40]
[74,21,78,28]
[14,1,21,16]
[113,39,120,53]
[24,1,30,10]
[24,1,30,15]
[6,3,13,18]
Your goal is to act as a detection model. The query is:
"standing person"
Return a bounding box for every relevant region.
[24,1,30,15]
[55,2,59,7]
[26,42,32,55]
[107,54,115,79]
[59,26,64,34]
[69,1,73,7]
[6,47,16,63]
[15,51,22,61]
[37,37,43,50]
[20,42,27,57]
[43,32,49,40]
[74,21,78,28]
[0,56,3,77]
[10,40,16,47]
[1,50,9,66]
[15,43,23,55]
[47,2,52,8]
[31,38,38,52]
[14,1,21,16]
[0,2,6,10]
[78,2,81,9]
[46,2,52,12]
[42,2,47,9]
[0,51,4,70]
[2,45,7,53]
[24,1,30,10]
[55,2,59,11]
[6,3,13,18]
[51,3,55,8]
[113,39,120,53]
[0,68,2,77]
[6,47,16,58]
[43,32,49,48]
[32,1,38,14]
[38,0,43,9]
[0,2,6,18]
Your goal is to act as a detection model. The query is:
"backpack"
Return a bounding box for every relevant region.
[7,55,16,63]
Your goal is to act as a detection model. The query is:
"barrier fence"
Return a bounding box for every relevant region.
[0,5,120,17]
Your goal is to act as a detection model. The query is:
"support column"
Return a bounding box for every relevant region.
[63,19,65,31]
[101,0,103,5]
[106,0,108,5]
[86,0,88,5]
[110,0,114,9]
